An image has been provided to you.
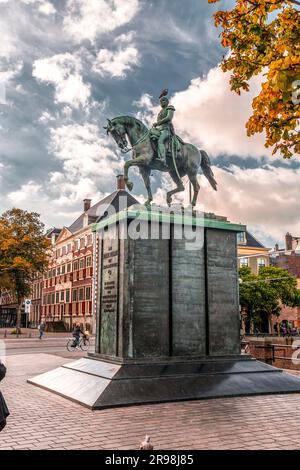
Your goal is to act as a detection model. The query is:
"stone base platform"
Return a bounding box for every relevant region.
[28,355,300,409]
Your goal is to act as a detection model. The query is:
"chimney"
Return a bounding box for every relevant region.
[116,174,125,190]
[285,232,293,251]
[83,199,91,212]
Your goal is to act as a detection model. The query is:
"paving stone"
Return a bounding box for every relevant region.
[2,353,300,450]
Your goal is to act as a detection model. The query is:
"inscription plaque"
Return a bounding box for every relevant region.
[99,236,119,356]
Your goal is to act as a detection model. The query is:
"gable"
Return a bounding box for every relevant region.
[55,227,72,244]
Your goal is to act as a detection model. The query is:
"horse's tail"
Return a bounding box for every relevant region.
[200,150,217,191]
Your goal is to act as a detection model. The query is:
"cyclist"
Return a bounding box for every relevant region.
[72,323,84,349]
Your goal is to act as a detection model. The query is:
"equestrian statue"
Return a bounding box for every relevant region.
[104,89,217,207]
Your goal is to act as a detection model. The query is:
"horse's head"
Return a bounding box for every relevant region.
[104,118,128,151]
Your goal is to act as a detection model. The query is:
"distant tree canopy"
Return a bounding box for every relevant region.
[239,265,300,331]
[0,208,50,330]
[208,0,300,158]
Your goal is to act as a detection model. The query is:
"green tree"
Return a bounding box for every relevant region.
[0,208,50,332]
[208,0,300,158]
[239,265,300,333]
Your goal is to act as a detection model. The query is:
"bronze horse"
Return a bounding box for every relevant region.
[105,116,217,207]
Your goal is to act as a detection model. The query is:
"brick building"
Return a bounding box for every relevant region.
[38,176,138,332]
[269,232,300,330]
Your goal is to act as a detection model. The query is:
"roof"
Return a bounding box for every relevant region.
[243,231,266,249]
[46,227,62,237]
[68,189,139,234]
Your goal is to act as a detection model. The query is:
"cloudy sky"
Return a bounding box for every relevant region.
[0,0,299,248]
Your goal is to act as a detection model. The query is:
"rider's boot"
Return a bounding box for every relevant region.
[157,143,167,166]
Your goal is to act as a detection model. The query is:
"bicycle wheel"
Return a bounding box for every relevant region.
[67,338,76,352]
[80,337,90,351]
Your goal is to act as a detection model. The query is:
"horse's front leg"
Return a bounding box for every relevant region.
[124,156,149,192]
[140,167,152,208]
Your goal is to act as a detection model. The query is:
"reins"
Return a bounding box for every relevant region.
[120,129,150,154]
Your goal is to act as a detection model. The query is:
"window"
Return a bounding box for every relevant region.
[258,258,266,269]
[56,248,61,258]
[80,238,85,248]
[67,243,71,253]
[57,266,61,275]
[47,294,51,305]
[67,263,71,273]
[61,265,66,274]
[86,256,92,268]
[51,293,55,304]
[60,291,65,302]
[72,289,77,302]
[79,258,85,269]
[66,289,70,303]
[56,292,59,304]
[73,261,78,271]
[237,232,246,244]
[86,287,91,300]
[87,234,92,246]
[43,296,47,305]
[52,269,56,277]
[78,288,84,301]
[240,258,249,267]
[48,270,52,278]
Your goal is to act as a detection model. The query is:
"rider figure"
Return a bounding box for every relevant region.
[72,322,84,348]
[152,92,175,165]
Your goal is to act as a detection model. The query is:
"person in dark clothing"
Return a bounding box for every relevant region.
[38,322,45,340]
[0,362,9,431]
[72,323,84,348]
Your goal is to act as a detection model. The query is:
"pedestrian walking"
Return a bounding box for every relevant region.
[38,321,45,340]
[0,361,9,431]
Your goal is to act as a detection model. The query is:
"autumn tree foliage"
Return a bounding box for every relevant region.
[208,0,300,158]
[0,208,50,331]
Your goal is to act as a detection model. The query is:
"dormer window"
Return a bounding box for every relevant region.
[237,232,246,244]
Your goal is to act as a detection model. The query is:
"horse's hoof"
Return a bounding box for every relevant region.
[126,181,133,191]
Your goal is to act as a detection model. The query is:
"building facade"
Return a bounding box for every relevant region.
[237,230,270,273]
[269,232,300,330]
[34,176,138,332]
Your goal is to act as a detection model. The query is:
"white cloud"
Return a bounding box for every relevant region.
[7,181,46,204]
[64,0,140,43]
[2,0,56,13]
[197,165,300,245]
[136,66,271,159]
[172,67,270,158]
[0,62,23,104]
[92,46,139,78]
[38,110,56,123]
[49,123,122,180]
[4,122,125,227]
[114,31,135,44]
[37,1,56,15]
[32,53,90,108]
[147,163,300,247]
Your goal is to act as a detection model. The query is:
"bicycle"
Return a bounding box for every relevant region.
[66,335,90,352]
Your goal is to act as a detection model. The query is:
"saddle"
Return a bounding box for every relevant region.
[149,129,184,160]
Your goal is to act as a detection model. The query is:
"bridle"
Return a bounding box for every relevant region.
[110,126,150,154]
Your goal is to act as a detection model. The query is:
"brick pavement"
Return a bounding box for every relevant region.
[1,353,300,450]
